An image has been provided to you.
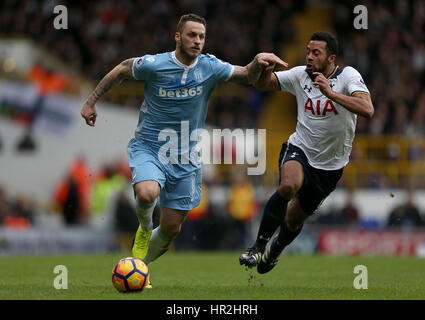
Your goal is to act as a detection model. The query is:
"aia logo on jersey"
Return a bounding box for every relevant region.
[304,98,339,116]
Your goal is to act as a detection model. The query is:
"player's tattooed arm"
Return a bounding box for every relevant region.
[81,58,135,126]
[229,66,250,84]
[313,72,374,118]
[86,58,134,105]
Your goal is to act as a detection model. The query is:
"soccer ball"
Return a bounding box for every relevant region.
[112,257,150,293]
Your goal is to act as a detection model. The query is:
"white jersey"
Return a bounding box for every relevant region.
[274,65,369,170]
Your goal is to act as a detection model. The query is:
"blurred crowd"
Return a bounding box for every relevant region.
[0,185,34,230]
[1,153,424,238]
[0,0,303,75]
[0,0,304,129]
[1,1,425,245]
[2,0,425,133]
[40,156,263,250]
[314,188,425,229]
[333,0,425,136]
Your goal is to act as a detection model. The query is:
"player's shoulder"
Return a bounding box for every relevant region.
[200,53,229,65]
[145,52,172,63]
[332,66,367,88]
[278,65,305,75]
[198,54,231,74]
[137,52,172,66]
[293,65,308,77]
[275,65,306,80]
[292,65,307,72]
[338,66,362,78]
[202,53,219,61]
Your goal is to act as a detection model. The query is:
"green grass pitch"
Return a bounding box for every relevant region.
[0,251,424,300]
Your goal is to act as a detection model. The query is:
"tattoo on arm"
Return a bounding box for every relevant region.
[87,73,117,105]
[230,57,270,85]
[87,58,134,105]
[230,66,249,84]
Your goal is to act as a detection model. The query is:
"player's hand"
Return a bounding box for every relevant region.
[81,102,98,127]
[247,53,288,85]
[255,53,288,71]
[312,72,333,98]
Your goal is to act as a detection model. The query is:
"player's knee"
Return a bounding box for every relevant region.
[277,184,297,200]
[136,192,156,204]
[135,187,158,204]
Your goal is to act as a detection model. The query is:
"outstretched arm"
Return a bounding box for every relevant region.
[229,53,288,85]
[81,58,135,127]
[254,66,282,91]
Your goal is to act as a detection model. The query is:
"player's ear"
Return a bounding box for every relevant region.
[175,32,181,42]
[328,54,336,64]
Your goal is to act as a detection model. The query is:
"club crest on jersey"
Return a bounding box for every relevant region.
[136,57,144,66]
[194,71,203,82]
[304,98,339,116]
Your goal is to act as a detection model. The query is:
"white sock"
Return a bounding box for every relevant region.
[135,198,157,230]
[144,226,173,264]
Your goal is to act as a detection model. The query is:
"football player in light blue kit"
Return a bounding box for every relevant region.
[81,13,286,287]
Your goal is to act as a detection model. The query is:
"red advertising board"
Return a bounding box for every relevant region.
[317,229,425,256]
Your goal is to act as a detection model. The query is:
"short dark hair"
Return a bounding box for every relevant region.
[177,13,206,33]
[310,31,338,56]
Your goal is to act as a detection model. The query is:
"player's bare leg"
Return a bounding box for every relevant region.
[285,197,309,232]
[279,160,304,198]
[240,160,303,267]
[144,207,188,264]
[131,180,160,261]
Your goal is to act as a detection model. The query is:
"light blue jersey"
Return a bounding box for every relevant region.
[127,51,234,210]
[132,51,233,150]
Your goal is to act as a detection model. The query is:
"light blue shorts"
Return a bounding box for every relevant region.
[127,138,202,211]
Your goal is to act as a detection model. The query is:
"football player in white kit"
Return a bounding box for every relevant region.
[240,31,374,274]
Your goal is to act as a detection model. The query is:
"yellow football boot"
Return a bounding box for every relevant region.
[131,226,152,261]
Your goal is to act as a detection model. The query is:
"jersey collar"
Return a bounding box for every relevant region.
[306,65,340,81]
[326,65,339,79]
[172,51,199,69]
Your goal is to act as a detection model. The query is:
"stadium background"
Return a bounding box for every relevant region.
[0,0,424,259]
